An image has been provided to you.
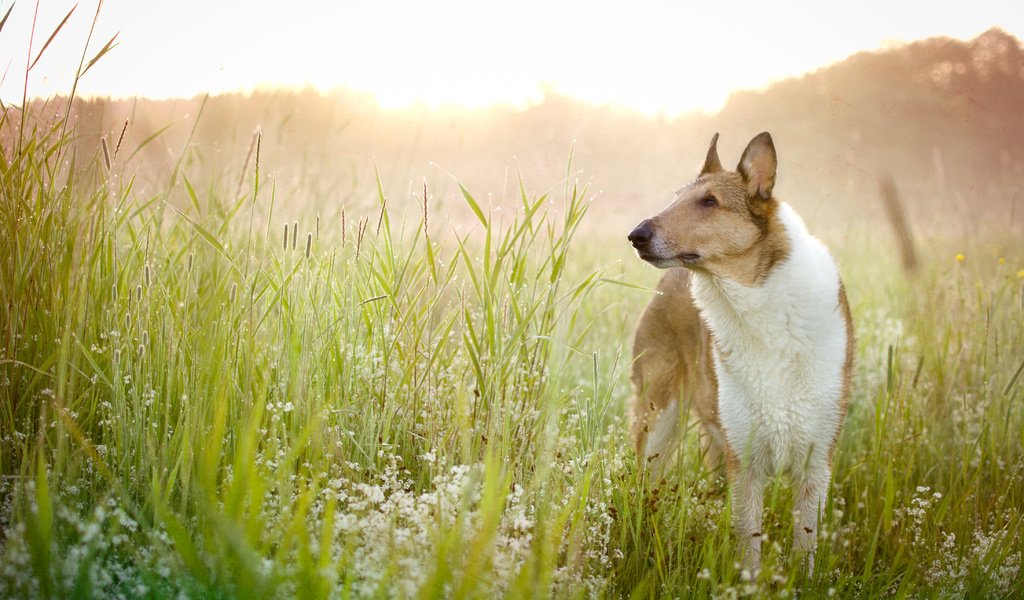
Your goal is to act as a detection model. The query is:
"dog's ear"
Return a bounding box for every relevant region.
[700,133,723,175]
[738,132,777,200]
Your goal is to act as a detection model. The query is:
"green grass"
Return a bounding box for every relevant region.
[2,100,1024,598]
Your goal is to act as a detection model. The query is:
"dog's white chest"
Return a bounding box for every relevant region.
[693,205,848,473]
[713,327,843,472]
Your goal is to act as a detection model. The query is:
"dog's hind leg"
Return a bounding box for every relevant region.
[644,394,681,478]
[629,347,683,474]
[699,421,726,474]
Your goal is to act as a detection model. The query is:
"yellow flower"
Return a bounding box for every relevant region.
[1018,269,1024,278]
[955,253,965,262]
[998,257,1006,265]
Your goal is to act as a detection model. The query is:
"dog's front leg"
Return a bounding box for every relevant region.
[730,464,766,574]
[792,461,831,575]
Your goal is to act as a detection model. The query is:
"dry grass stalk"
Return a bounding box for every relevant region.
[237,130,260,197]
[879,175,918,273]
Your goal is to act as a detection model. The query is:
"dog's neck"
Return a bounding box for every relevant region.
[688,202,841,347]
[698,201,791,287]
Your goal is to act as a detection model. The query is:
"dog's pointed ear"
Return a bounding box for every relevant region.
[738,132,777,200]
[700,133,723,175]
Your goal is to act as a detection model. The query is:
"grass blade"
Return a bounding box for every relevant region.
[79,32,119,78]
[459,183,487,227]
[1003,355,1024,396]
[125,122,173,163]
[165,201,242,278]
[28,3,78,72]
[0,4,14,35]
[30,451,54,598]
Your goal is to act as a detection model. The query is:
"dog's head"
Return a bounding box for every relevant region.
[628,132,783,275]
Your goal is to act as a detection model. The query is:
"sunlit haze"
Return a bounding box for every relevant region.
[1,0,1021,115]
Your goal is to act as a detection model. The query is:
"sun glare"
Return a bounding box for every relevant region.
[0,0,1021,115]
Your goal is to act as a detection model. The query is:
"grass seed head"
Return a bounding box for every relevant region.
[101,137,112,171]
[305,232,312,258]
[422,180,429,233]
[114,119,128,157]
[230,282,238,304]
[292,222,298,250]
[356,217,368,259]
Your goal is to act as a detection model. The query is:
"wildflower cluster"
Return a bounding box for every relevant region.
[923,509,1022,597]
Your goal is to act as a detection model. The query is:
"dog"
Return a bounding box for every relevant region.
[627,132,853,573]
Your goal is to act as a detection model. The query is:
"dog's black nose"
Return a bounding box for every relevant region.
[628,219,654,247]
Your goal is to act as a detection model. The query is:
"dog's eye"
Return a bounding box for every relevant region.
[700,196,718,208]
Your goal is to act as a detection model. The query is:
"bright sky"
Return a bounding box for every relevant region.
[1,0,1021,115]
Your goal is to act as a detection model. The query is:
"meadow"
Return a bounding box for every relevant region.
[2,36,1024,597]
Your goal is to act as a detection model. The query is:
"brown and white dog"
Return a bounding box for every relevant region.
[627,132,853,572]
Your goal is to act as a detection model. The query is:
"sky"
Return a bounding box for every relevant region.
[1,0,1021,115]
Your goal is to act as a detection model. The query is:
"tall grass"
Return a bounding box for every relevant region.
[1,96,634,597]
[3,52,1024,600]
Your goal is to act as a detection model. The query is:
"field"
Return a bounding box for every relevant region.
[3,84,1024,600]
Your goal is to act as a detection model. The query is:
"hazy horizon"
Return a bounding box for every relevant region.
[2,0,1022,116]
